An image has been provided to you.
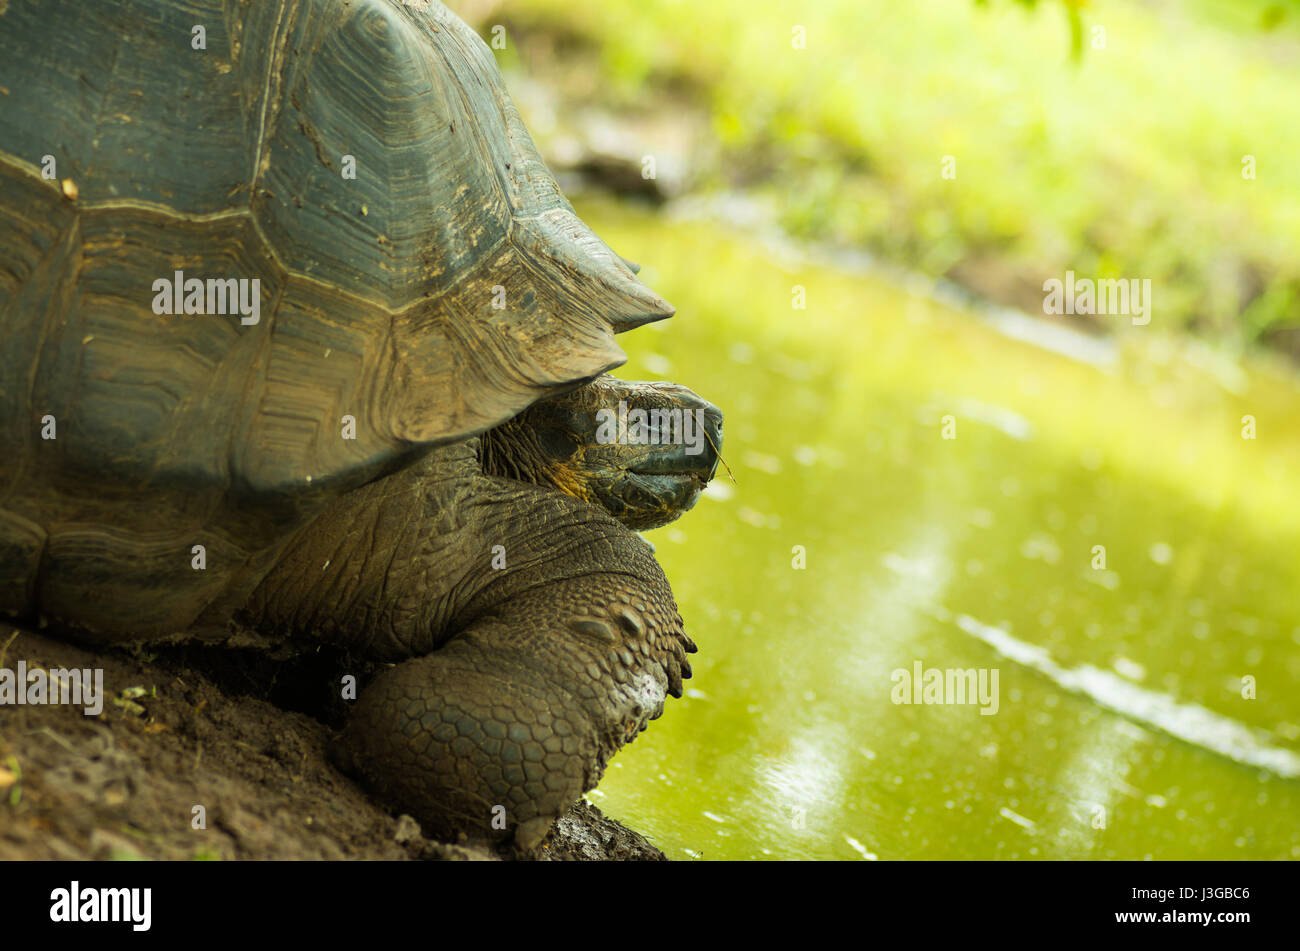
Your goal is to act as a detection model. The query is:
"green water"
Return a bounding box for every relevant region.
[576,197,1300,860]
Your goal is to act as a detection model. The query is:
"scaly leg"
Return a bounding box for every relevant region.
[333,510,695,851]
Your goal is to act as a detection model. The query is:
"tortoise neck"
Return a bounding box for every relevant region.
[240,439,637,659]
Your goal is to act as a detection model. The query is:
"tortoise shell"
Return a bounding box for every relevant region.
[0,0,672,635]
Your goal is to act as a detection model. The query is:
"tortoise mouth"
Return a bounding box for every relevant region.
[629,448,720,482]
[597,399,721,529]
[483,374,723,530]
[626,470,708,491]
[624,406,723,481]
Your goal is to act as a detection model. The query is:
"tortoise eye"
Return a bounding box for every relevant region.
[538,426,580,460]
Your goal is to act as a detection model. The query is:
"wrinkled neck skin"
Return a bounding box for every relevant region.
[243,437,652,660]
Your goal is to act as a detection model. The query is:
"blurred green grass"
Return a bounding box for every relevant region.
[488,0,1300,352]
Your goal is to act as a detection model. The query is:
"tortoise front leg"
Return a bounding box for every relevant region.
[333,530,695,851]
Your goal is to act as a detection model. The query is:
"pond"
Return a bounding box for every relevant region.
[576,197,1300,860]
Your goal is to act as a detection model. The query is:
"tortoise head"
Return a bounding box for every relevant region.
[480,374,723,531]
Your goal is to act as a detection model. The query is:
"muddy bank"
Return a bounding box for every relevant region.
[0,628,664,861]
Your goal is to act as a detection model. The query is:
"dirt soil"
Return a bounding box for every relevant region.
[0,626,665,861]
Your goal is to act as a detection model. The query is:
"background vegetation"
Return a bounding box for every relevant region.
[480,0,1300,356]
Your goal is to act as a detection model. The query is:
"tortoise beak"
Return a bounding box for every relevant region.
[626,390,723,485]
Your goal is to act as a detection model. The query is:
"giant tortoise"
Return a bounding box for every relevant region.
[0,0,721,850]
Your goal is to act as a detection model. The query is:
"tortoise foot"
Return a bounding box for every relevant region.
[334,640,601,850]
